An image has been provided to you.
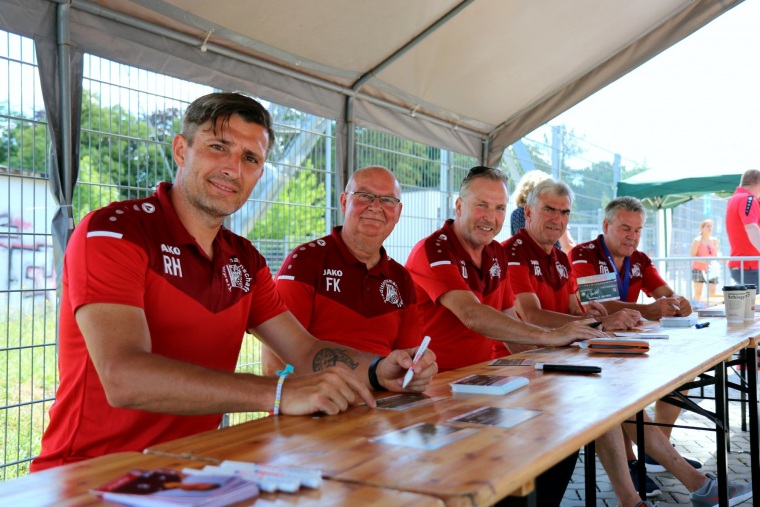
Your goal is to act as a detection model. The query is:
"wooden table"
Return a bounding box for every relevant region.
[144,321,751,507]
[0,452,445,506]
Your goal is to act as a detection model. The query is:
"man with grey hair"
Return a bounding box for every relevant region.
[506,180,750,507]
[570,196,700,495]
[504,180,640,330]
[570,196,691,321]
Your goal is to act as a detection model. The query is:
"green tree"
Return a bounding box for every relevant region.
[251,167,327,241]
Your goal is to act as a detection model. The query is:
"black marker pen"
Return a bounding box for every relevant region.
[535,363,602,374]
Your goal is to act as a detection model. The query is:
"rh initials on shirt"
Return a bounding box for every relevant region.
[163,255,183,277]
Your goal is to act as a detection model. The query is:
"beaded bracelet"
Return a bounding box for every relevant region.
[273,364,294,415]
[368,356,387,391]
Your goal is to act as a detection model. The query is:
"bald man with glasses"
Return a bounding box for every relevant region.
[261,166,432,389]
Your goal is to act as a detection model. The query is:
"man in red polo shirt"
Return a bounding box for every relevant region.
[405,166,606,507]
[507,179,748,507]
[569,196,691,320]
[726,169,760,287]
[32,94,436,472]
[569,197,699,484]
[262,166,423,375]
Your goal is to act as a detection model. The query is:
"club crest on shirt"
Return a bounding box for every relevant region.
[222,262,251,293]
[379,279,403,307]
[489,259,502,278]
[631,263,642,278]
[555,262,569,279]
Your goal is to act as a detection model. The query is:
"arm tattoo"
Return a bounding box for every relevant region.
[312,347,359,372]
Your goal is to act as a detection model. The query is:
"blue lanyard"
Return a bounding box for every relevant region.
[600,236,630,300]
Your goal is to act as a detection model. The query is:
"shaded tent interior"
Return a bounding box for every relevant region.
[0,0,746,265]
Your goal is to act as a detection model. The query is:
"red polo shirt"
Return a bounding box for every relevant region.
[726,187,760,269]
[32,182,287,471]
[275,227,421,356]
[569,235,666,301]
[404,220,514,371]
[503,228,576,314]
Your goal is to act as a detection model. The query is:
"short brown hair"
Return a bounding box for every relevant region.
[740,169,760,187]
[459,166,508,198]
[181,92,276,154]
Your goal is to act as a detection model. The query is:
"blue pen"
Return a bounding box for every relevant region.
[695,322,710,329]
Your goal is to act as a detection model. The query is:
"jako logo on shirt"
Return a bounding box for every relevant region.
[222,260,251,293]
[323,269,343,292]
[161,244,182,277]
[379,280,403,307]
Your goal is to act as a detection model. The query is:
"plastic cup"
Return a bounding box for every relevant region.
[724,285,747,323]
[745,284,757,320]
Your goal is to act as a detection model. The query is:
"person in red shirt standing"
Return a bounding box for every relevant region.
[726,169,760,287]
[506,180,747,507]
[32,93,436,472]
[261,166,424,376]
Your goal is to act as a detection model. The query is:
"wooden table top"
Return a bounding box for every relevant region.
[143,317,755,506]
[0,452,445,507]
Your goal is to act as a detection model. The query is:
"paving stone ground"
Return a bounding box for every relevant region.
[561,369,755,506]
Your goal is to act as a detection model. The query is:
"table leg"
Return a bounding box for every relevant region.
[635,411,646,501]
[745,346,760,496]
[584,441,596,507]
[715,361,729,507]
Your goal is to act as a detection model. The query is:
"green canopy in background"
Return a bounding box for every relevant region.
[616,169,742,210]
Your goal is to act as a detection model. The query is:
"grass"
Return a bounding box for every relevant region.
[0,299,266,482]
[0,297,58,481]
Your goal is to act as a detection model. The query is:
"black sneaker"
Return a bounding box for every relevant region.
[629,460,662,497]
[644,453,703,473]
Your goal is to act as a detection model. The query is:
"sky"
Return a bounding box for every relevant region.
[546,0,760,176]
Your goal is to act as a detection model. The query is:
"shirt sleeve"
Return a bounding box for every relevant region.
[506,263,537,295]
[641,264,668,297]
[246,263,288,330]
[408,246,471,304]
[274,277,315,330]
[67,226,149,312]
[737,195,760,225]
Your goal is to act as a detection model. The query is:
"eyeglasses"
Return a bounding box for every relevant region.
[346,191,401,208]
[540,205,571,217]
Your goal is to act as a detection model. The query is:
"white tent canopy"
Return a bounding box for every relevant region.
[0,0,745,268]
[2,0,743,166]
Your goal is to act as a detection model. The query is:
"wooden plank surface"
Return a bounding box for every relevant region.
[0,452,445,507]
[143,318,755,506]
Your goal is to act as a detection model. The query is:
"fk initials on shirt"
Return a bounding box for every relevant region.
[326,277,341,292]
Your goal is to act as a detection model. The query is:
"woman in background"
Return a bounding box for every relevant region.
[510,170,575,252]
[690,218,719,303]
